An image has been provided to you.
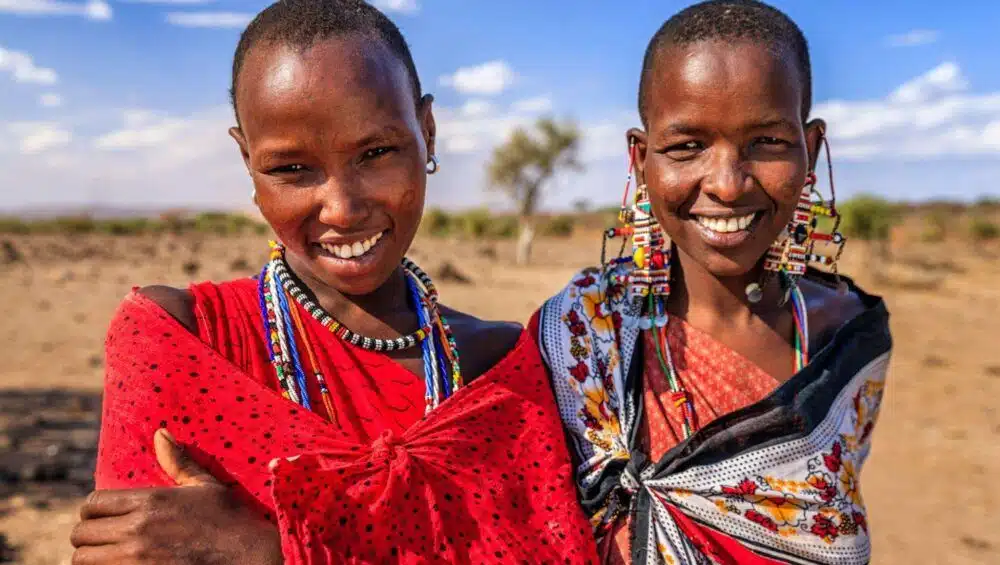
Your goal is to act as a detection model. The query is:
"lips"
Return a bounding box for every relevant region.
[316,231,384,260]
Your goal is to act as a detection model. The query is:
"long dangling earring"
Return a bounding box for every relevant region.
[602,138,671,323]
[746,127,846,304]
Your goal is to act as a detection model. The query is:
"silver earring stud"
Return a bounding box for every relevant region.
[426,155,439,175]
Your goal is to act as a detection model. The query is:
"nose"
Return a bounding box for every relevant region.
[700,145,752,203]
[315,172,371,229]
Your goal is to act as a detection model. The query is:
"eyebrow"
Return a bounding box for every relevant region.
[659,118,797,136]
[354,124,409,148]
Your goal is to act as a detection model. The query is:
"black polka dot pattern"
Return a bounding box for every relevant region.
[95,287,599,563]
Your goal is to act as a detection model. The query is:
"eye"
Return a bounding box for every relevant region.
[362,146,397,160]
[663,140,704,160]
[752,136,790,149]
[267,164,306,174]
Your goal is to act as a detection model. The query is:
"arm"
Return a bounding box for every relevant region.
[73,429,282,565]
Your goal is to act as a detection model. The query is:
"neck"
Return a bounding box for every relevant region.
[284,251,417,338]
[667,245,786,327]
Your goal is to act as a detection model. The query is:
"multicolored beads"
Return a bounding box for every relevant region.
[258,242,463,414]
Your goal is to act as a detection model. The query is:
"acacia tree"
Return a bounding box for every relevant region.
[487,117,581,265]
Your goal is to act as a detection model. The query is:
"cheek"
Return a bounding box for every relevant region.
[254,183,313,244]
[760,161,807,217]
[645,158,698,217]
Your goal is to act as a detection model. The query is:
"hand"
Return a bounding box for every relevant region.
[70,429,283,565]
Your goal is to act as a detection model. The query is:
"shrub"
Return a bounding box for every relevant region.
[920,209,951,243]
[969,217,999,241]
[837,195,899,241]
[421,208,453,237]
[0,217,31,234]
[457,209,492,238]
[541,215,575,238]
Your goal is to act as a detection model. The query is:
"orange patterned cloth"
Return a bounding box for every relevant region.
[603,318,778,565]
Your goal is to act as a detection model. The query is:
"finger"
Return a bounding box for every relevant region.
[154,428,220,487]
[80,489,148,520]
[70,514,137,547]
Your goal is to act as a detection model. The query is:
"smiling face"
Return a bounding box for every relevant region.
[230,34,435,296]
[634,40,823,278]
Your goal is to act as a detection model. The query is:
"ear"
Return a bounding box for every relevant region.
[626,127,648,181]
[804,118,826,172]
[228,126,252,173]
[418,94,437,159]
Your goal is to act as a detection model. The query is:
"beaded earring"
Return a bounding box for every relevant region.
[602,138,671,324]
[746,129,846,304]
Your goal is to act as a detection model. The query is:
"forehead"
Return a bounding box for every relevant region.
[644,40,804,130]
[235,35,414,133]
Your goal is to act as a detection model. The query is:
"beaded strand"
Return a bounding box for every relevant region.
[258,242,462,413]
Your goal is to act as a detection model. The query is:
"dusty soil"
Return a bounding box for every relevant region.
[1,231,998,564]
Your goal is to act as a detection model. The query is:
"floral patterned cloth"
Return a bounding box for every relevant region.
[532,263,891,565]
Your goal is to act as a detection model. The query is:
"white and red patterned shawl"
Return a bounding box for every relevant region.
[534,263,891,565]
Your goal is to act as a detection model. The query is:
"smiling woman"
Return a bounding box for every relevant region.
[68,1,598,564]
[532,1,892,564]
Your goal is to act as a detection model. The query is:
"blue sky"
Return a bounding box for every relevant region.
[2,0,1000,213]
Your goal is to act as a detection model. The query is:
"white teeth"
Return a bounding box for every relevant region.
[319,231,385,259]
[696,213,757,234]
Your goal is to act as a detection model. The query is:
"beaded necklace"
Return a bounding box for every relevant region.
[643,273,809,440]
[258,242,463,414]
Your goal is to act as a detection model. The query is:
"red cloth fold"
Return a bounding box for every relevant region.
[97,291,598,564]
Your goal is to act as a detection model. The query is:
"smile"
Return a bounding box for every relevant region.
[316,231,385,260]
[694,212,759,234]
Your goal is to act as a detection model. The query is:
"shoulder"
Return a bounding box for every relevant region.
[136,285,197,334]
[439,305,524,382]
[800,275,869,349]
[137,278,260,337]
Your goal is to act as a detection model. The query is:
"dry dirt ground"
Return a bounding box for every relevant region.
[1,231,998,564]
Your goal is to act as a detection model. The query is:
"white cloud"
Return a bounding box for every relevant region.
[165,10,252,28]
[0,46,58,85]
[39,92,63,107]
[814,62,1000,160]
[439,60,516,96]
[7,122,72,154]
[889,61,966,103]
[886,29,940,48]
[0,0,111,20]
[372,0,418,14]
[511,96,553,114]
[459,99,493,118]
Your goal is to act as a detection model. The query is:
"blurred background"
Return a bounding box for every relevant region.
[1,1,998,564]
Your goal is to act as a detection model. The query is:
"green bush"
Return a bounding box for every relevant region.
[0,217,31,234]
[541,215,575,237]
[421,208,453,237]
[491,216,518,239]
[921,209,951,243]
[457,208,492,238]
[837,195,899,241]
[969,217,1000,241]
[97,218,153,235]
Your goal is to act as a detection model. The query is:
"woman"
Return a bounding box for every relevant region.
[69,1,598,563]
[533,1,890,564]
[74,1,891,564]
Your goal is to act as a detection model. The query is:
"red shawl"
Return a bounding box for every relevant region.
[96,287,598,564]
